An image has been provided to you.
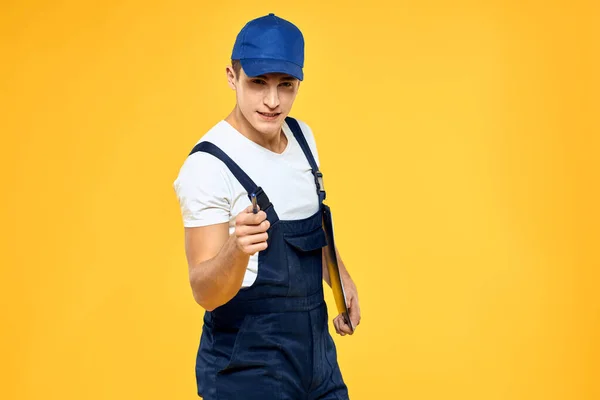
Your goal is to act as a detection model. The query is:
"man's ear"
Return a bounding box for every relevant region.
[226,66,237,90]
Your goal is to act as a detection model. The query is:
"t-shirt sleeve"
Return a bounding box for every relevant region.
[173,151,232,228]
[297,120,321,167]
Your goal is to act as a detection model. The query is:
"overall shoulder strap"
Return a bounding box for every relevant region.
[188,141,274,213]
[285,117,326,204]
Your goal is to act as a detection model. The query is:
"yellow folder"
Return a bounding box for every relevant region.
[322,204,354,332]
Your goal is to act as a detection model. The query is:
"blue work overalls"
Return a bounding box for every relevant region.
[188,117,349,400]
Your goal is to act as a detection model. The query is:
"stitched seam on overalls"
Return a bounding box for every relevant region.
[275,343,285,400]
[307,310,315,395]
[323,338,345,400]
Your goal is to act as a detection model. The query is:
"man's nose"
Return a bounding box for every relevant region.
[263,86,280,109]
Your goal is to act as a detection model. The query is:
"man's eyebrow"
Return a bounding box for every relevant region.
[253,75,297,81]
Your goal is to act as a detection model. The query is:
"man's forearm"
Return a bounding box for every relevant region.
[189,235,250,311]
[322,246,353,288]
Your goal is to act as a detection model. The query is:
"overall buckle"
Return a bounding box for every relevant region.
[314,171,326,201]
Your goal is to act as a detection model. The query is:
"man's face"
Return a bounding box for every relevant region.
[229,66,300,136]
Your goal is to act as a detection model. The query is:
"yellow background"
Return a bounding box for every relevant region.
[1,0,598,399]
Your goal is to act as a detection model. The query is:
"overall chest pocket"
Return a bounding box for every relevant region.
[283,227,328,297]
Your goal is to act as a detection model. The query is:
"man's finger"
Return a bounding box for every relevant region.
[333,316,345,336]
[335,314,352,335]
[237,220,270,236]
[239,210,267,226]
[244,241,268,255]
[250,211,268,225]
[339,318,353,335]
[244,203,262,213]
[243,232,268,246]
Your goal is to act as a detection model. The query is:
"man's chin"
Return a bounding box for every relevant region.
[253,116,283,134]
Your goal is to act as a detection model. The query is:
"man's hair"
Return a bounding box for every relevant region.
[231,59,241,78]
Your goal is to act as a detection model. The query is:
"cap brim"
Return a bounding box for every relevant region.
[240,58,303,81]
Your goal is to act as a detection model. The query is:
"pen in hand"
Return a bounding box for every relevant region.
[251,192,258,214]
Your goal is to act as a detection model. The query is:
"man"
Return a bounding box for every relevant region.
[173,13,361,400]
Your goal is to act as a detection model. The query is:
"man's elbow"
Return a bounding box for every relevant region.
[191,283,233,311]
[194,297,217,312]
[188,267,238,311]
[192,290,219,312]
[189,265,220,311]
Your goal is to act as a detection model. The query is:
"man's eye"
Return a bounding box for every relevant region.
[252,79,266,85]
[280,82,293,87]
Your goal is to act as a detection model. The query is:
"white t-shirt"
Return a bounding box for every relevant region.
[173,118,321,288]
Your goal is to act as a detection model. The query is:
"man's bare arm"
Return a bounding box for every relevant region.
[185,206,270,311]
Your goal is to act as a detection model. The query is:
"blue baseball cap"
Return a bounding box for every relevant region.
[231,13,305,81]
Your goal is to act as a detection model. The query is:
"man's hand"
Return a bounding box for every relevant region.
[234,205,270,255]
[333,277,361,336]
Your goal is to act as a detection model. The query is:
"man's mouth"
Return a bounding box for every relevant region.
[257,111,280,118]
